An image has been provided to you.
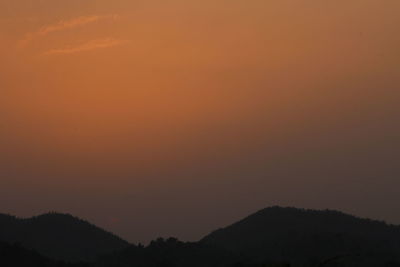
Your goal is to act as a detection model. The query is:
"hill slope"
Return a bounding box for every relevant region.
[0,213,129,262]
[2,207,400,266]
[201,207,400,265]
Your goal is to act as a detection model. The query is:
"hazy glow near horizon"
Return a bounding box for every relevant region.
[1,0,399,243]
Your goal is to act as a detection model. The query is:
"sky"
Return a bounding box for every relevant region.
[1,0,400,243]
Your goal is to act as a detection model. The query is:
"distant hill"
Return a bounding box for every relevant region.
[0,213,129,262]
[2,207,400,266]
[201,207,400,266]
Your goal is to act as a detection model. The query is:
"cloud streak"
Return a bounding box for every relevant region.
[42,38,128,56]
[20,15,119,46]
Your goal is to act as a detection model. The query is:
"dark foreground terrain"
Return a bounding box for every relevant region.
[1,207,400,267]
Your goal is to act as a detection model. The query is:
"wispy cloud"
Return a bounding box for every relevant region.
[42,38,129,56]
[19,15,120,47]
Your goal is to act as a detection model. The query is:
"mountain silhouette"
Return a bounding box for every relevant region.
[2,207,400,266]
[0,212,129,262]
[201,206,400,266]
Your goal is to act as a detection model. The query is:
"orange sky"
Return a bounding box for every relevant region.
[1,0,400,243]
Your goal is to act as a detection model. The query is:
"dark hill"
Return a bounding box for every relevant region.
[0,212,129,262]
[2,207,400,266]
[201,207,400,266]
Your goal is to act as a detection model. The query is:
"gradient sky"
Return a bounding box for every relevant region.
[1,0,400,243]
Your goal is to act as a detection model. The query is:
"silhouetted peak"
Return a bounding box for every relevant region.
[30,212,91,225]
[0,212,80,223]
[0,212,129,262]
[230,206,390,229]
[35,212,77,219]
[201,206,400,264]
[2,208,400,266]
